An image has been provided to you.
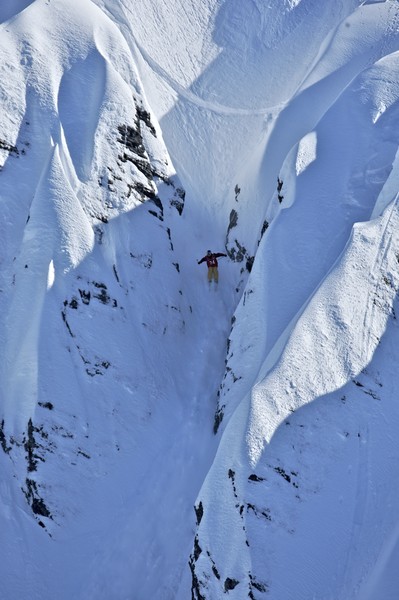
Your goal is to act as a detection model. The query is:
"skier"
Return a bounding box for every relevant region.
[197,250,227,284]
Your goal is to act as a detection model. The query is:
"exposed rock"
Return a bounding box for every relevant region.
[234,184,241,201]
[261,220,269,236]
[248,474,264,482]
[193,535,202,561]
[24,419,39,472]
[224,577,239,592]
[0,138,19,156]
[189,555,206,600]
[78,289,91,305]
[136,106,157,137]
[170,187,185,215]
[213,405,225,434]
[228,209,238,232]
[23,478,51,520]
[0,420,11,454]
[194,501,204,526]
[38,402,54,411]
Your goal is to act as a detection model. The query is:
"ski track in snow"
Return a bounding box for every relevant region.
[95,0,285,117]
[131,35,286,117]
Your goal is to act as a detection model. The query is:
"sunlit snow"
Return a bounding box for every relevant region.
[1,1,399,600]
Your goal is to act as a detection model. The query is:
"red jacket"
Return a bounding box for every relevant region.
[198,252,227,268]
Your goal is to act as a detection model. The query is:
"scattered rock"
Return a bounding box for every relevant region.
[224,578,239,592]
[69,297,78,309]
[23,478,51,520]
[248,474,264,482]
[234,184,241,201]
[0,138,19,156]
[79,289,91,305]
[24,419,39,472]
[38,402,54,411]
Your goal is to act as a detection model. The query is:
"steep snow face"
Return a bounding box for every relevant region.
[1,1,399,599]
[0,1,209,598]
[213,6,399,434]
[103,1,365,203]
[94,0,399,283]
[186,3,399,599]
[192,199,399,600]
[0,0,185,434]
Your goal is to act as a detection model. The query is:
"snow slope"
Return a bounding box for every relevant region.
[0,1,213,598]
[1,0,399,599]
[191,196,399,599]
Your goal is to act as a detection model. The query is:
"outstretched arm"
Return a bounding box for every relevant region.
[214,252,227,258]
[197,256,206,264]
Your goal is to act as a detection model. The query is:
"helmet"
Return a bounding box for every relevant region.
[207,250,211,255]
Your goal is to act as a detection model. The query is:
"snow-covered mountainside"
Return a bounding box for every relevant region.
[1,1,399,599]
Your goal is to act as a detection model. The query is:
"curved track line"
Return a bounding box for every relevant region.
[94,0,285,117]
[132,36,286,117]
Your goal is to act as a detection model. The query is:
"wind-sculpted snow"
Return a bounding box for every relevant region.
[0,0,187,429]
[0,1,199,598]
[191,199,399,599]
[1,0,399,599]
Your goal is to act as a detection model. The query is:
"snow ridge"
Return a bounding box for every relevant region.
[191,199,399,599]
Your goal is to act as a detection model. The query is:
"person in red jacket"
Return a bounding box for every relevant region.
[197,250,227,283]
